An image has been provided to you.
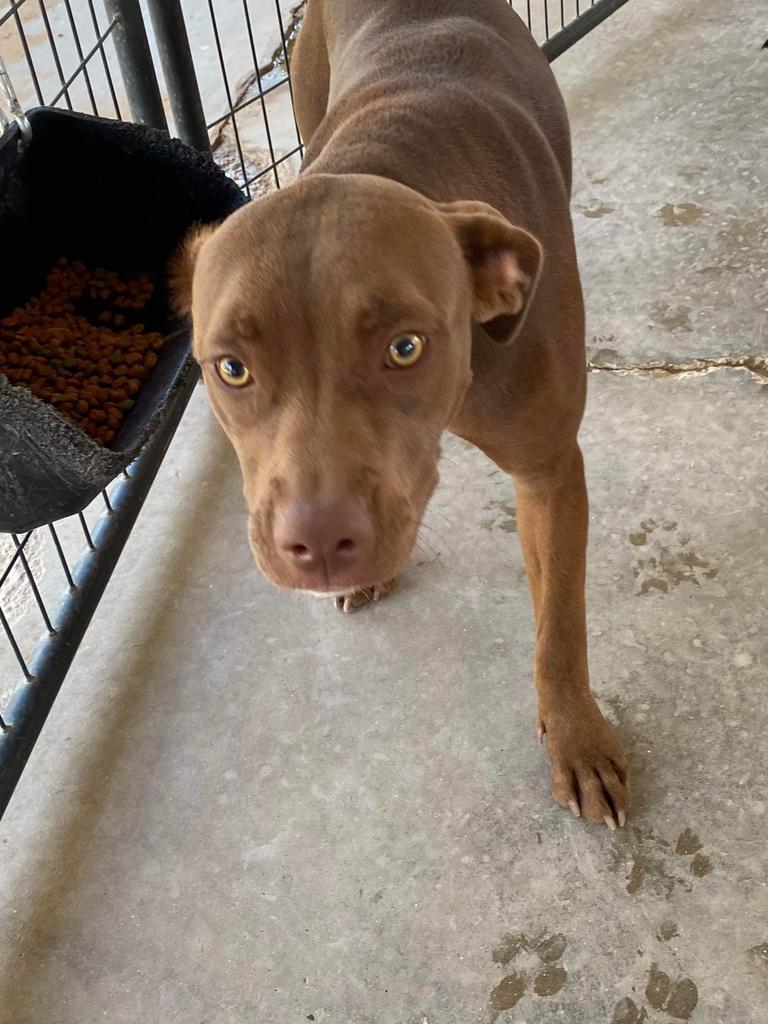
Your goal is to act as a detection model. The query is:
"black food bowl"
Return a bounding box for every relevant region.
[0,108,244,533]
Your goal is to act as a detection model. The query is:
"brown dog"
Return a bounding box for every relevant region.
[174,0,629,829]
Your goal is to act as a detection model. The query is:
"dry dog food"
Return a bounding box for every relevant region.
[0,259,165,446]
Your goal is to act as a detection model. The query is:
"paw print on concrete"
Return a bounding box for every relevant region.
[674,828,713,878]
[481,498,517,534]
[629,519,718,596]
[612,963,698,1022]
[612,825,714,895]
[488,930,568,1020]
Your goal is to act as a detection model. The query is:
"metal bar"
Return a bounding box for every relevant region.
[0,606,32,682]
[272,0,303,152]
[10,8,43,106]
[48,524,76,590]
[242,144,302,188]
[0,531,33,590]
[205,0,251,195]
[0,0,29,31]
[0,359,200,819]
[86,0,122,119]
[37,0,74,109]
[77,512,94,551]
[205,75,289,130]
[102,0,168,130]
[11,535,55,635]
[542,0,632,61]
[241,0,281,188]
[46,20,119,111]
[62,0,99,115]
[144,0,210,153]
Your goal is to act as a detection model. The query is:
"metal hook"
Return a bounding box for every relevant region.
[0,54,32,144]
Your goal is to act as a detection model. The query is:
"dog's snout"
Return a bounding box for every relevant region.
[273,500,375,583]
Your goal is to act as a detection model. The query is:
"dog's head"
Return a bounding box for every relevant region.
[173,174,541,593]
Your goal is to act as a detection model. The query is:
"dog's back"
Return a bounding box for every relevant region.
[293,0,572,233]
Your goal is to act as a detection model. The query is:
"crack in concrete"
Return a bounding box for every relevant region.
[588,354,768,382]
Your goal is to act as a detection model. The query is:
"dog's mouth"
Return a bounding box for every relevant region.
[251,549,408,595]
[248,517,420,595]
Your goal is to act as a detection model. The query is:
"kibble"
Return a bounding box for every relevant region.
[0,259,165,446]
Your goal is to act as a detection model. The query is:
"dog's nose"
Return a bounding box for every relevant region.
[273,500,375,580]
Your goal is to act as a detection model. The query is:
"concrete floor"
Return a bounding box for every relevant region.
[2,1,767,1022]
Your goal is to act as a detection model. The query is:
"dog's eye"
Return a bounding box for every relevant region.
[216,356,251,387]
[386,333,426,368]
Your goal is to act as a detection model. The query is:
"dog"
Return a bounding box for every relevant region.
[173,0,629,829]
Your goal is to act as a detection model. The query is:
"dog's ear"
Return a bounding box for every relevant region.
[168,222,219,318]
[436,200,543,343]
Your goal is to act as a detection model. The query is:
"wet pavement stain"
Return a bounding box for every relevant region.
[616,965,698,1022]
[646,963,672,1008]
[532,964,567,996]
[639,576,669,595]
[649,302,692,332]
[612,996,649,1024]
[614,826,713,895]
[657,920,679,942]
[675,829,703,855]
[658,202,705,227]
[492,933,528,966]
[678,165,705,182]
[630,520,718,596]
[666,980,699,1019]
[481,499,517,534]
[579,202,617,219]
[674,830,714,878]
[532,933,567,963]
[747,942,768,964]
[489,972,526,1021]
[489,929,568,1015]
[646,964,699,1019]
[625,852,681,896]
[587,333,620,364]
[690,852,713,877]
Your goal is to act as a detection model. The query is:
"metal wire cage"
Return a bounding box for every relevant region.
[0,0,630,817]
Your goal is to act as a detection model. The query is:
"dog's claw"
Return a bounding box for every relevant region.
[334,593,361,613]
[537,723,546,745]
[333,578,397,614]
[543,698,629,829]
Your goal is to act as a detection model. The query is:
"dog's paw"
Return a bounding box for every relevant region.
[333,577,397,614]
[538,697,629,830]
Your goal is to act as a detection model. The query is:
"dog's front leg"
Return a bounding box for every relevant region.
[504,443,629,828]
